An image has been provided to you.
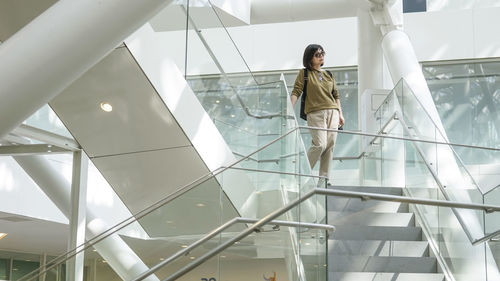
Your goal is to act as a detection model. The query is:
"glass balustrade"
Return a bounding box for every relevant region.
[16,125,328,281]
[327,77,500,280]
[326,127,490,281]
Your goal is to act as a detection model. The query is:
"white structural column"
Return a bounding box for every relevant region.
[357,9,385,100]
[67,151,88,281]
[377,2,500,279]
[0,0,174,140]
[381,30,447,136]
[13,155,160,281]
[357,8,387,134]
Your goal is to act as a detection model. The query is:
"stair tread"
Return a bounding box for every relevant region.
[329,256,437,273]
[329,240,428,257]
[332,225,422,241]
[330,272,445,281]
[329,185,403,195]
[328,198,409,212]
[328,211,414,227]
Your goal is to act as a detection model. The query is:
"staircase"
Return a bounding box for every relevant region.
[327,185,446,281]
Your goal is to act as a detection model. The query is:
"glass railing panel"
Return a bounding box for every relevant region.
[403,132,442,258]
[23,104,73,138]
[437,191,487,281]
[394,79,487,230]
[484,186,500,235]
[17,131,325,281]
[328,127,490,281]
[299,227,329,281]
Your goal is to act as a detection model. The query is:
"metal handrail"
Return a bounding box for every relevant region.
[17,127,302,281]
[221,166,328,180]
[133,217,334,281]
[302,126,500,152]
[304,123,500,244]
[18,120,498,281]
[161,188,500,281]
[396,111,477,244]
[184,6,290,120]
[19,124,500,281]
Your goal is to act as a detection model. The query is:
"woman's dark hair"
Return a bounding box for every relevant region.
[302,44,324,70]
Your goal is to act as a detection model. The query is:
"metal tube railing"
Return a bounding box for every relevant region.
[17,127,301,281]
[133,217,334,281]
[19,125,500,281]
[161,187,500,281]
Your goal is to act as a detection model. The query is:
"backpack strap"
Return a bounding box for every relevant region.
[325,70,337,100]
[299,68,308,120]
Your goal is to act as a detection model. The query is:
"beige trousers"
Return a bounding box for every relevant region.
[306,109,340,179]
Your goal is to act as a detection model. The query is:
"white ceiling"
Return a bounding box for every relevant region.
[0,211,67,256]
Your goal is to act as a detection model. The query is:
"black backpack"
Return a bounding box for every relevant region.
[299,69,334,121]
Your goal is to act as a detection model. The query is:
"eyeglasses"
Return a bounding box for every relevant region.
[314,51,326,58]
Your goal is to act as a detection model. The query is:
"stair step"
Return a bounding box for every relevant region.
[328,240,428,257]
[329,256,437,273]
[330,272,445,281]
[328,196,409,212]
[332,225,422,241]
[329,185,403,196]
[328,211,414,227]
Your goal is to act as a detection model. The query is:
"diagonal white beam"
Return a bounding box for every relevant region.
[14,154,160,281]
[0,0,174,140]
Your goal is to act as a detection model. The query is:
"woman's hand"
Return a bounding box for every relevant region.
[339,114,345,127]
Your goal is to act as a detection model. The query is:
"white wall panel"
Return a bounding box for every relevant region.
[234,17,358,72]
[427,0,500,11]
[404,10,475,61]
[153,6,500,73]
[473,7,500,58]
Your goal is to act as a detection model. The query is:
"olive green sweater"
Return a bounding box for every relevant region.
[291,69,340,114]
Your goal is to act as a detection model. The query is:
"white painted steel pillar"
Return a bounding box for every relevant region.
[0,0,174,140]
[380,15,500,280]
[13,155,160,281]
[381,30,448,137]
[66,151,88,281]
[357,9,385,105]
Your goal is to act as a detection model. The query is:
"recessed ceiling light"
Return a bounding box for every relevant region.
[100,102,113,112]
[230,114,235,118]
[189,256,195,260]
[196,203,205,207]
[220,255,226,258]
[160,258,165,261]
[215,100,220,104]
[0,233,7,240]
[166,220,174,224]
[181,245,188,248]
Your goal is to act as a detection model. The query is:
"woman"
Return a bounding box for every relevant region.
[290,44,345,183]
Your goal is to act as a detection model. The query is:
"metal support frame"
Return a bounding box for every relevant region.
[0,144,70,156]
[11,124,80,150]
[66,150,88,281]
